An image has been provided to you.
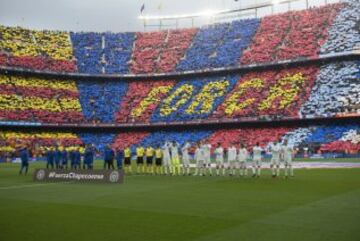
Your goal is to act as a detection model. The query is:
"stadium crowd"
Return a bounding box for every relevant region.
[1,124,359,167]
[0,61,358,124]
[0,74,84,123]
[0,0,359,171]
[0,1,358,74]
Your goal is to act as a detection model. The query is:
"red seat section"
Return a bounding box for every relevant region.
[115,80,175,123]
[241,4,342,65]
[112,132,150,150]
[130,29,197,74]
[214,65,319,119]
[205,127,293,149]
[320,141,360,153]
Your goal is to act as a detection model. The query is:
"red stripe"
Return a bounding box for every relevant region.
[214,65,319,119]
[241,4,341,65]
[2,55,77,72]
[130,29,197,74]
[0,54,6,65]
[320,141,360,152]
[0,109,85,123]
[0,84,79,99]
[115,80,175,123]
[206,127,293,149]
[112,132,150,150]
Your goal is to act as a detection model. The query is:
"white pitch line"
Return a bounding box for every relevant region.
[0,182,71,190]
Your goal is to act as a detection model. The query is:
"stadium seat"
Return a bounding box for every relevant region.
[320,0,360,54]
[0,26,76,72]
[0,74,84,123]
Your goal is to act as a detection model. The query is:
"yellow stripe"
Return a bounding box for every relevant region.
[0,146,83,152]
[0,75,78,91]
[1,131,79,139]
[0,26,74,60]
[0,94,82,112]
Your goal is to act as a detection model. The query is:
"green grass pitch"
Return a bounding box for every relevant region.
[0,161,360,241]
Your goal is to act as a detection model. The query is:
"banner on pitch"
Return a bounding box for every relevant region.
[33,169,124,184]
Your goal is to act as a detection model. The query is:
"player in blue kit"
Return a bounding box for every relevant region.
[115,149,124,170]
[84,144,95,170]
[54,147,62,169]
[104,145,115,170]
[74,147,82,169]
[19,145,30,175]
[61,148,68,169]
[46,148,55,169]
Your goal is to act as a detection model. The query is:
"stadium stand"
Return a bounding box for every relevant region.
[176,19,259,71]
[115,80,176,123]
[1,124,359,155]
[104,32,135,74]
[300,61,360,117]
[320,0,360,54]
[70,32,103,74]
[0,26,76,72]
[130,29,197,73]
[320,129,360,153]
[240,4,342,64]
[0,74,84,123]
[77,80,127,123]
[1,1,358,74]
[0,0,359,159]
[0,61,358,124]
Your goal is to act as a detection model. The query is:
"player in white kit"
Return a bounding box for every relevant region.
[214,143,224,176]
[181,142,191,175]
[252,142,263,177]
[162,141,172,175]
[202,142,212,176]
[270,141,281,178]
[282,139,294,178]
[194,143,204,176]
[170,141,180,175]
[238,143,248,177]
[227,143,237,176]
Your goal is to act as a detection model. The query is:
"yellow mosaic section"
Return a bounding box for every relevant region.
[0,131,83,152]
[0,26,74,60]
[0,75,78,91]
[0,95,81,112]
[258,73,306,110]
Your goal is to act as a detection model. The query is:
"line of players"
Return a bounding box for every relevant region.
[18,139,294,178]
[125,139,295,178]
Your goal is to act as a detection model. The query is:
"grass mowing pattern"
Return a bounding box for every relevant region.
[0,161,360,241]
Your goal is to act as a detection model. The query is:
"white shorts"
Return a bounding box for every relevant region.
[163,158,172,167]
[196,160,204,168]
[284,159,292,166]
[216,161,224,167]
[239,161,246,168]
[204,160,211,167]
[229,161,237,168]
[253,159,262,166]
[182,157,190,166]
[270,158,280,166]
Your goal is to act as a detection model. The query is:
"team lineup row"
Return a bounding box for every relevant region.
[18,140,295,178]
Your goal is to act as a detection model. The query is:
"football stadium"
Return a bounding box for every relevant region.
[0,0,359,240]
